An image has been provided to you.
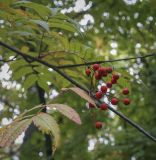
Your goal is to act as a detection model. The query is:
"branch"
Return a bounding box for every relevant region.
[0,41,88,92]
[37,84,53,159]
[56,53,156,69]
[0,55,19,63]
[0,40,156,143]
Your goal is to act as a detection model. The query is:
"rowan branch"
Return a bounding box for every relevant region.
[0,40,156,143]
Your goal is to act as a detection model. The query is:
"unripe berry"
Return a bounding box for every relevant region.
[100,103,108,110]
[93,64,100,71]
[95,121,103,129]
[122,88,129,95]
[101,86,107,93]
[106,82,112,88]
[112,73,119,80]
[95,91,103,99]
[123,98,130,105]
[89,103,95,108]
[111,97,118,105]
[98,67,107,76]
[111,78,117,84]
[94,72,102,80]
[107,67,113,73]
[85,68,91,76]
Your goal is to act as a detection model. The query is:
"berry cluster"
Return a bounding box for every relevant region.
[85,64,131,129]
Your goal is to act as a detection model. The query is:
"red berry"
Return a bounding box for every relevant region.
[85,68,91,76]
[94,72,102,80]
[100,103,108,110]
[111,97,118,105]
[106,82,112,88]
[107,67,113,73]
[89,103,95,108]
[103,72,108,77]
[111,78,117,84]
[93,64,100,71]
[95,91,103,99]
[101,86,107,93]
[95,121,103,129]
[112,74,119,80]
[122,88,129,95]
[98,67,107,76]
[123,98,130,105]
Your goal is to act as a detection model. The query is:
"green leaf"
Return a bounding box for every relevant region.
[10,59,28,71]
[62,87,96,106]
[12,67,33,80]
[32,113,60,148]
[117,77,131,89]
[30,20,49,32]
[116,69,132,79]
[0,119,32,147]
[37,75,49,93]
[53,13,83,36]
[9,31,33,36]
[47,104,81,125]
[49,21,77,33]
[23,74,38,90]
[0,0,13,6]
[14,1,51,19]
[34,66,52,82]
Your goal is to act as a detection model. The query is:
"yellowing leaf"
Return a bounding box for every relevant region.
[0,119,32,147]
[62,87,96,106]
[47,104,81,125]
[32,113,60,149]
[21,46,29,53]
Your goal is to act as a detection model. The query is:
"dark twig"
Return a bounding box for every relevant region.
[0,55,18,63]
[0,40,156,143]
[56,53,156,69]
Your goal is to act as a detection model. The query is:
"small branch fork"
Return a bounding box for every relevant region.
[0,40,156,142]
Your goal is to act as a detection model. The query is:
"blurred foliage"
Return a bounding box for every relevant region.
[0,0,156,160]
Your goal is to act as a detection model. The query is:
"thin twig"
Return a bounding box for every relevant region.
[0,40,156,142]
[38,32,45,58]
[0,55,18,63]
[56,53,156,69]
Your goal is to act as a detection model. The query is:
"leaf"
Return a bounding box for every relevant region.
[37,75,49,93]
[12,67,33,80]
[21,46,29,53]
[0,0,13,5]
[62,87,96,106]
[0,119,32,147]
[49,21,77,33]
[9,31,33,36]
[32,113,60,148]
[30,20,50,32]
[47,104,81,125]
[10,59,28,71]
[14,1,51,19]
[23,74,38,90]
[117,77,131,89]
[116,69,132,79]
